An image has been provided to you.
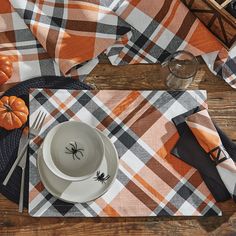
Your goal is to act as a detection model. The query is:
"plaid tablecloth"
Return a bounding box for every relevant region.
[1,0,236,88]
[28,89,221,217]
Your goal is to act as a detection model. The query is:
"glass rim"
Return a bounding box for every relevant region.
[168,50,198,80]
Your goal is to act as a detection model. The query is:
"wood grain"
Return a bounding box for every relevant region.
[0,57,236,236]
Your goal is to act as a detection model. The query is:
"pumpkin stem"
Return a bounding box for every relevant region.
[4,104,13,112]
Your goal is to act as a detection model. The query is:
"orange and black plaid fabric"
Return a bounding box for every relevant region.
[0,0,236,87]
[28,89,222,216]
[186,109,236,202]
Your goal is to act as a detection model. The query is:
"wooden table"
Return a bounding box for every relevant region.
[0,57,236,236]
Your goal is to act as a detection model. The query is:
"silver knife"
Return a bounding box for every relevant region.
[17,127,29,213]
[3,128,28,186]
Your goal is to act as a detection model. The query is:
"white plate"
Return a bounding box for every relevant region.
[37,130,119,203]
[43,121,105,182]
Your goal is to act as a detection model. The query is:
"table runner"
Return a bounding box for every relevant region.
[28,89,221,217]
[1,0,236,88]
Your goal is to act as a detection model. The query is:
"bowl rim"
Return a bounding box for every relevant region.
[37,129,119,203]
[42,120,105,182]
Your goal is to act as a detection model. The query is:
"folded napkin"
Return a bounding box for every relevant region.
[171,108,236,202]
[186,109,236,202]
[1,0,236,88]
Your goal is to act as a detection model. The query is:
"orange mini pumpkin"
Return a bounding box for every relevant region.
[0,96,29,130]
[0,55,13,85]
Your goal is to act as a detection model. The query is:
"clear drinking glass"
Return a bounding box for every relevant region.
[162,50,198,90]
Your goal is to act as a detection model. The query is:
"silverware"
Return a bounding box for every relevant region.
[17,127,29,213]
[3,111,47,186]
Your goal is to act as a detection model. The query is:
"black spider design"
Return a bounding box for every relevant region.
[65,142,84,160]
[93,171,110,184]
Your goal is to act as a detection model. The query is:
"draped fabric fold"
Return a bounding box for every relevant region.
[1,0,235,87]
[9,0,127,76]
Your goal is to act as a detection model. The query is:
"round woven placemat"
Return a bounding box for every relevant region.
[0,76,91,208]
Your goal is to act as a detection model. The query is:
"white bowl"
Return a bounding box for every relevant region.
[37,129,119,203]
[42,121,105,182]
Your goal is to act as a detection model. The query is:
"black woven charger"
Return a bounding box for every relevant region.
[0,76,91,208]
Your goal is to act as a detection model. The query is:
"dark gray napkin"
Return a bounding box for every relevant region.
[171,108,236,202]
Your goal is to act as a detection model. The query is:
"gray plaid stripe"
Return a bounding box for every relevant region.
[29,191,55,216]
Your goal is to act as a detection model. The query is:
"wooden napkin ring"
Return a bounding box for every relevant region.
[208,146,229,165]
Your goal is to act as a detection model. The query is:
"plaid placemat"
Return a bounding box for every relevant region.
[1,0,236,88]
[28,89,221,217]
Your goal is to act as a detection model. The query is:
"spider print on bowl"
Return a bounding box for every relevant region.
[93,171,110,184]
[65,141,84,160]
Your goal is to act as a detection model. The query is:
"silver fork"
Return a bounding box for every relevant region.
[3,111,47,186]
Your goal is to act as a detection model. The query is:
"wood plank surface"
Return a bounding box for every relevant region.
[0,57,236,236]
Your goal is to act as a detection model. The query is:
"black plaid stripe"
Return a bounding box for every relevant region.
[112,13,196,64]
[75,92,115,123]
[150,91,206,119]
[33,91,49,106]
[4,6,61,78]
[29,191,54,216]
[116,169,131,187]
[80,203,99,216]
[51,199,75,216]
[127,30,171,63]
[123,39,157,63]
[225,57,236,77]
[151,91,185,114]
[116,18,131,37]
[154,207,174,216]
[218,57,236,87]
[50,5,67,29]
[173,92,205,111]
